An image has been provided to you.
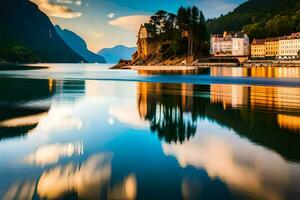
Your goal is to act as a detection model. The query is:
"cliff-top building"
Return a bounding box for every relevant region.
[210,32,250,57]
[136,23,157,58]
[138,23,155,39]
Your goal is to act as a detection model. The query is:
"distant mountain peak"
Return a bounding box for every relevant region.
[55,26,106,63]
[98,45,137,63]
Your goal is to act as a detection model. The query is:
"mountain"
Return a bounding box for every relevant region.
[98,45,137,63]
[207,0,300,39]
[0,0,85,63]
[55,26,106,63]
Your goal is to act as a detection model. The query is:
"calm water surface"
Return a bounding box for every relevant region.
[0,64,300,200]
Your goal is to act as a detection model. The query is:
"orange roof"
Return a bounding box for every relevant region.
[251,39,265,45]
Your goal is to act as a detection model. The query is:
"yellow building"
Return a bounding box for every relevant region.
[265,37,279,58]
[251,39,265,58]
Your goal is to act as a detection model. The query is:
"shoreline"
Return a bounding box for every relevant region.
[112,60,300,71]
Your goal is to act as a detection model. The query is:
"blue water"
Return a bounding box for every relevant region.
[0,64,299,200]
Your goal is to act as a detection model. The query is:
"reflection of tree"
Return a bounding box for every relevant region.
[146,99,197,144]
[137,82,300,161]
[138,83,208,143]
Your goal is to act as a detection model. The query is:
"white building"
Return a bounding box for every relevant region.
[210,32,249,57]
[278,33,300,60]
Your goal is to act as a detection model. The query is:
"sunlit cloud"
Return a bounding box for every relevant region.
[37,153,112,199]
[107,12,115,19]
[109,104,149,129]
[75,0,82,6]
[25,142,83,166]
[3,181,36,200]
[31,0,82,18]
[163,120,300,200]
[92,32,104,38]
[56,0,73,4]
[108,15,150,31]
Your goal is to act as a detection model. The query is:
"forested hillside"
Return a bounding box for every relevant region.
[207,0,300,39]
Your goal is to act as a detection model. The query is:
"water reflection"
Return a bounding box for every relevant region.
[25,142,83,166]
[37,153,112,199]
[0,77,300,200]
[137,82,300,161]
[0,78,54,140]
[163,120,300,200]
[138,83,198,143]
[211,66,300,78]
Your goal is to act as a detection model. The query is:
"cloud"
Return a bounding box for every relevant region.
[107,13,115,19]
[108,15,150,31]
[92,32,104,38]
[25,142,83,166]
[56,0,73,4]
[31,0,82,18]
[75,0,82,6]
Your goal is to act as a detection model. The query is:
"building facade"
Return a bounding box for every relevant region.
[138,23,155,39]
[278,33,300,59]
[265,38,279,58]
[210,32,250,57]
[250,32,300,60]
[136,23,157,58]
[251,39,265,58]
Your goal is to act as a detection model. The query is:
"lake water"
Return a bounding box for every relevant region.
[0,64,300,200]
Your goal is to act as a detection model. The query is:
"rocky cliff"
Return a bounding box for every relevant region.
[131,38,187,66]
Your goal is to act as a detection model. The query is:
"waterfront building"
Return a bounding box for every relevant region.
[278,33,300,59]
[251,39,265,58]
[265,37,279,58]
[138,23,155,39]
[210,32,250,57]
[137,23,157,58]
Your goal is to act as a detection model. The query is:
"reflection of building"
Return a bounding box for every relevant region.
[138,83,194,120]
[277,114,300,132]
[210,32,250,57]
[210,83,300,113]
[210,85,248,109]
[210,66,300,78]
[210,83,300,132]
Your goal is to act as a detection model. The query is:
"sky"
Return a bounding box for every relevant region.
[31,0,246,53]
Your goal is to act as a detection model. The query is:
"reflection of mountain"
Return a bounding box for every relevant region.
[0,78,54,140]
[137,82,300,161]
[55,26,106,63]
